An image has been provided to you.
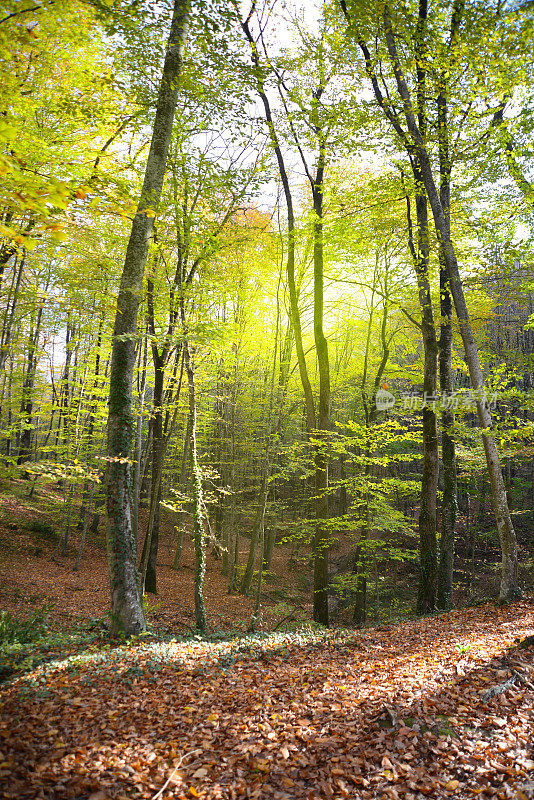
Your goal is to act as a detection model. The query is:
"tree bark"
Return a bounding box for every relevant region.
[382,4,519,603]
[240,468,269,594]
[184,340,207,633]
[436,58,458,609]
[142,353,164,594]
[404,171,439,614]
[312,151,331,627]
[131,326,148,551]
[106,0,189,636]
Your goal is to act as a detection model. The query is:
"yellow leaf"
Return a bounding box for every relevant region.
[189,788,200,798]
[445,780,460,791]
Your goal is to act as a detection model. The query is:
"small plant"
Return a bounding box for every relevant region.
[142,593,162,617]
[456,642,472,655]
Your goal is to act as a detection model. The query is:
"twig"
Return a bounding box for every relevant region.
[151,750,195,800]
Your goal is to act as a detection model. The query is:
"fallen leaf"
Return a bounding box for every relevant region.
[192,767,208,779]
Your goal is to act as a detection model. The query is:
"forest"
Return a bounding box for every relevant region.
[0,0,533,798]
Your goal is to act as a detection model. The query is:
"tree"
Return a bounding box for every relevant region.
[106,0,189,636]
[340,0,522,604]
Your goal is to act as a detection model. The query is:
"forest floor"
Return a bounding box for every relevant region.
[0,600,533,800]
[0,478,285,635]
[1,479,534,799]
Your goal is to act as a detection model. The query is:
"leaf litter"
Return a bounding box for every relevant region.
[0,599,533,800]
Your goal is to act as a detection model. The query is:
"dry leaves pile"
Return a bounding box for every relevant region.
[1,600,533,800]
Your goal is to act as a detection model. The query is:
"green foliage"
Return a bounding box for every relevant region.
[27,519,58,541]
[0,608,50,646]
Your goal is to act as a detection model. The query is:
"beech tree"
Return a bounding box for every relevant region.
[106,0,189,636]
[1,0,532,634]
[339,0,525,604]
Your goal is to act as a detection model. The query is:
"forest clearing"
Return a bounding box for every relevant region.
[1,0,534,797]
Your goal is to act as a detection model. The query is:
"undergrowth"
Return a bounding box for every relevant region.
[0,609,106,683]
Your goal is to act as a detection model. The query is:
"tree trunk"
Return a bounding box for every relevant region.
[106,0,189,636]
[0,250,25,376]
[381,3,520,604]
[312,154,331,628]
[240,469,269,595]
[132,326,148,552]
[405,168,439,614]
[184,340,207,633]
[263,523,276,571]
[172,525,184,569]
[436,77,457,610]
[142,356,164,594]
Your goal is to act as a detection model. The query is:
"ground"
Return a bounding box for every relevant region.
[1,602,533,799]
[1,480,534,800]
[0,479,304,634]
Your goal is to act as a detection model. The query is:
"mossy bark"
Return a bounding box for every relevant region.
[106,0,189,636]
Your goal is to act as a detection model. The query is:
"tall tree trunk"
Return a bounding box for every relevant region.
[437,279,457,609]
[0,250,25,375]
[139,363,183,594]
[240,13,322,621]
[132,326,148,551]
[354,253,391,625]
[404,167,439,614]
[142,354,164,594]
[312,160,331,627]
[436,59,458,609]
[381,4,519,603]
[78,309,106,532]
[240,468,269,594]
[106,0,189,635]
[184,340,207,633]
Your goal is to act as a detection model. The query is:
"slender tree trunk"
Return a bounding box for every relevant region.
[354,256,392,624]
[227,365,238,592]
[312,187,331,627]
[0,250,25,375]
[249,519,265,633]
[240,468,269,594]
[410,4,439,615]
[404,168,439,614]
[436,72,457,609]
[184,340,207,633]
[240,13,324,621]
[239,16,316,433]
[172,525,185,569]
[381,2,519,603]
[139,367,183,593]
[142,357,164,594]
[132,327,148,551]
[78,310,105,532]
[106,0,189,635]
[263,523,276,571]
